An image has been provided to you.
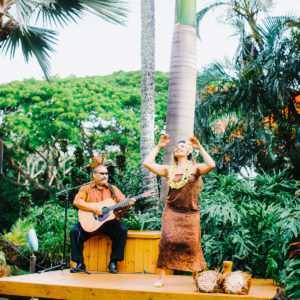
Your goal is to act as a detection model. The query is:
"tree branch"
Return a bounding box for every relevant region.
[1,173,27,188]
[8,156,51,195]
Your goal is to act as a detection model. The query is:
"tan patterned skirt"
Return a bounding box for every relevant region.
[157,203,207,272]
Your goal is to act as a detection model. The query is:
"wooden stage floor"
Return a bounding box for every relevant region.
[0,270,278,300]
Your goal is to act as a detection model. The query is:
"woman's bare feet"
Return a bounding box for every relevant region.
[193,271,198,282]
[153,280,165,287]
[153,269,166,287]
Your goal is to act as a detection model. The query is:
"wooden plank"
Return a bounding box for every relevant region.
[88,236,98,271]
[124,238,135,273]
[127,231,161,239]
[97,235,108,272]
[153,239,160,274]
[134,238,145,272]
[82,238,90,269]
[0,272,278,300]
[144,239,155,273]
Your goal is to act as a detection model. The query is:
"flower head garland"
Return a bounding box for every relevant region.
[185,141,193,154]
[167,160,192,189]
[87,154,112,168]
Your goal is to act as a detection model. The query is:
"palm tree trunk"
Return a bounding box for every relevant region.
[160,0,197,202]
[140,0,158,201]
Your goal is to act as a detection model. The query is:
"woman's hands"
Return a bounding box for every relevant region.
[189,135,202,150]
[157,134,169,149]
[157,134,202,150]
[143,134,170,177]
[189,134,216,175]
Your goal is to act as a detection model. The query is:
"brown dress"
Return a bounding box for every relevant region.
[157,174,207,272]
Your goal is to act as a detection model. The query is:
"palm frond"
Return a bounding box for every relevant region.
[197,60,235,90]
[1,26,57,80]
[254,0,275,12]
[80,0,128,25]
[35,0,128,28]
[35,0,83,27]
[227,16,246,38]
[258,16,297,49]
[196,2,228,39]
[14,0,35,31]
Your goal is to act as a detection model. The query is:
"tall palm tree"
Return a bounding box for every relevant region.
[161,0,197,201]
[0,0,128,80]
[140,0,158,201]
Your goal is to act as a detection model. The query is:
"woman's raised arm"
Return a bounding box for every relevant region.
[189,135,216,175]
[143,134,170,177]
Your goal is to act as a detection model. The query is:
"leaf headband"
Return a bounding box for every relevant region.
[87,154,111,168]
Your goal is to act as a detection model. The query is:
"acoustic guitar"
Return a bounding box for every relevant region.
[78,191,153,233]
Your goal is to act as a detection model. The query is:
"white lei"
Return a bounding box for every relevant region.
[167,160,192,189]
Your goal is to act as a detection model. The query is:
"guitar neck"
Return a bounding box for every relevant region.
[109,194,143,211]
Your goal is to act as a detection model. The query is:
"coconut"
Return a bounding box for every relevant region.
[223,271,252,295]
[196,271,224,293]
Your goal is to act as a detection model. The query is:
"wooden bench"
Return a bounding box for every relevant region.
[71,230,172,274]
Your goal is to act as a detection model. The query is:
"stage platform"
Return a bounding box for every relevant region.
[0,270,278,300]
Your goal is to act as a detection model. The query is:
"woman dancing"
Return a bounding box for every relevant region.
[143,134,215,287]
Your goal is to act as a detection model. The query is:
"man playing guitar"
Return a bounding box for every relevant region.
[70,154,140,274]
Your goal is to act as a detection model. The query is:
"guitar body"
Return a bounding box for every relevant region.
[78,198,116,233]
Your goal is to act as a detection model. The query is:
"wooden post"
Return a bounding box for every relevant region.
[29,255,36,274]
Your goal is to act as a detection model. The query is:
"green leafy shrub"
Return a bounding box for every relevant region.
[199,169,299,297]
[122,206,162,231]
[2,219,33,245]
[283,258,300,299]
[112,166,159,212]
[5,204,79,267]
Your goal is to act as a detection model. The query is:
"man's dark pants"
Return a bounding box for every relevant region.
[70,220,128,264]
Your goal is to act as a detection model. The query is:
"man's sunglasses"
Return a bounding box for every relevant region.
[93,172,109,175]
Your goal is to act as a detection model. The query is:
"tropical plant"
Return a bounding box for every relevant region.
[7,203,79,267]
[196,0,275,48]
[122,207,162,230]
[283,242,300,299]
[111,165,157,212]
[199,170,299,286]
[195,17,300,177]
[0,0,128,79]
[140,0,158,200]
[2,219,33,245]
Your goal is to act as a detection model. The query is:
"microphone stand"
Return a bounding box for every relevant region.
[38,178,105,274]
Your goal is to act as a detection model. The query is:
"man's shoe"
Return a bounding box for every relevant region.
[108,261,118,274]
[70,262,86,273]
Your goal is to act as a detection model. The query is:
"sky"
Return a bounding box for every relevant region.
[0,0,299,84]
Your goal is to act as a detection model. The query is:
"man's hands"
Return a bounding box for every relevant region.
[157,134,169,149]
[141,190,156,198]
[90,203,102,216]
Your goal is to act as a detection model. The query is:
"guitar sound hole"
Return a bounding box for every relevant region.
[102,207,109,215]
